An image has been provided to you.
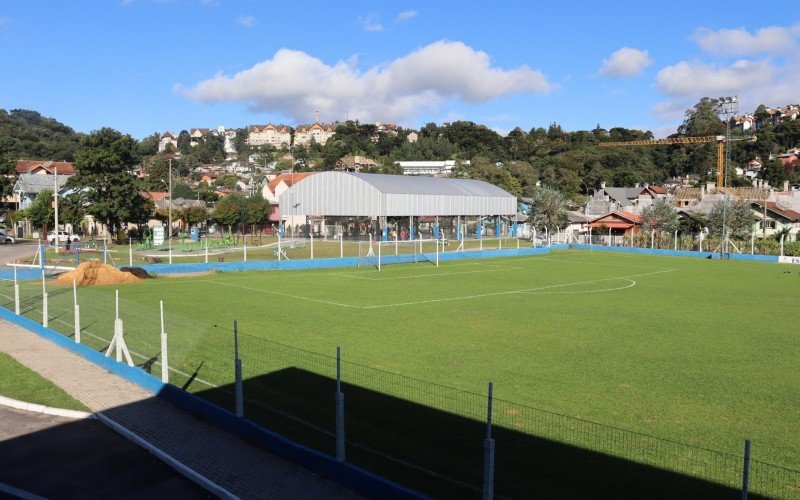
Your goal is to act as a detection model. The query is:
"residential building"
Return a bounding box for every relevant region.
[583,183,667,216]
[190,128,212,145]
[247,124,292,147]
[395,160,464,176]
[12,174,71,210]
[336,155,377,173]
[16,160,76,176]
[406,131,419,143]
[158,132,179,152]
[751,201,800,240]
[261,172,314,229]
[293,122,335,146]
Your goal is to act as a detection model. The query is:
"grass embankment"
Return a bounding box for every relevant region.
[0,352,89,412]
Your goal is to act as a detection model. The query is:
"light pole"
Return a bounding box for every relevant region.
[168,158,173,253]
[54,165,59,253]
[717,96,738,255]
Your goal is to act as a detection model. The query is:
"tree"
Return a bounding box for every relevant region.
[180,205,208,228]
[640,199,679,233]
[58,192,86,230]
[137,133,160,157]
[68,128,151,240]
[763,158,788,187]
[25,189,54,236]
[707,198,753,239]
[172,183,195,199]
[678,98,725,137]
[529,187,568,230]
[212,195,245,233]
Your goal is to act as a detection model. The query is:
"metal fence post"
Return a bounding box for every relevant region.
[742,439,751,500]
[73,279,80,343]
[335,346,346,462]
[13,266,19,315]
[234,320,243,417]
[483,381,495,500]
[160,300,169,383]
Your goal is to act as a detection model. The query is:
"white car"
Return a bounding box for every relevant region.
[47,231,80,244]
[0,231,14,245]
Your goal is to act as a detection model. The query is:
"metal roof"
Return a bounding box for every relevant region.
[13,174,71,194]
[279,172,516,217]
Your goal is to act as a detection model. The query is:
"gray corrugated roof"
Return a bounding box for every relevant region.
[602,187,642,202]
[350,172,513,198]
[13,174,71,194]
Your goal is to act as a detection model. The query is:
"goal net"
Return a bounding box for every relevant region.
[358,238,441,270]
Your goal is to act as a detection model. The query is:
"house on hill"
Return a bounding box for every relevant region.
[336,156,377,173]
[16,160,76,176]
[293,122,335,146]
[12,174,71,210]
[751,201,800,240]
[588,211,642,243]
[158,132,178,152]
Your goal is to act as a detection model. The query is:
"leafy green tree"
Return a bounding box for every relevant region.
[68,128,151,240]
[529,187,568,230]
[179,205,208,228]
[763,159,788,187]
[172,183,195,199]
[137,133,160,157]
[58,192,86,229]
[212,194,244,233]
[177,130,192,154]
[678,98,725,137]
[707,198,753,239]
[641,199,679,233]
[25,189,54,236]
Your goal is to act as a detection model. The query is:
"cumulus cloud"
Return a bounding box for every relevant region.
[598,47,653,77]
[178,40,553,124]
[692,24,800,56]
[360,13,383,32]
[396,10,418,23]
[236,15,256,28]
[656,59,775,97]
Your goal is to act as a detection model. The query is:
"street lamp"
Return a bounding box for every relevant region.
[716,96,739,255]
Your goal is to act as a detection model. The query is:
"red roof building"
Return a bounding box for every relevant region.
[589,211,642,235]
[16,160,76,175]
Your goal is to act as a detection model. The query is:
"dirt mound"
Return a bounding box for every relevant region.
[56,260,141,286]
[120,267,153,279]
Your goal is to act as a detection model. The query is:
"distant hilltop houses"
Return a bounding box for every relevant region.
[728,104,800,132]
[159,116,416,152]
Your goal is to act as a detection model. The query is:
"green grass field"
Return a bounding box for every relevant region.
[0,351,89,412]
[2,249,799,497]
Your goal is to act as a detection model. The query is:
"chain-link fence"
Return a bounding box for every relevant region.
[0,279,797,498]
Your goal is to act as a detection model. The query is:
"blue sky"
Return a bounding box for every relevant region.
[0,1,797,139]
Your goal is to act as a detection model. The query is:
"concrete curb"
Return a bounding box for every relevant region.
[0,394,94,420]
[95,412,239,500]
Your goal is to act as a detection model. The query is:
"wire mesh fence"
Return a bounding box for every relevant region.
[0,278,798,497]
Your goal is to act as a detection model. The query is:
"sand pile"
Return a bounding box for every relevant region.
[56,260,141,286]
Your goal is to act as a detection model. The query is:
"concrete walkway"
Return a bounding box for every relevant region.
[0,318,361,499]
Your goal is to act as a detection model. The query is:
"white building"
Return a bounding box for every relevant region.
[247,124,291,147]
[158,132,178,152]
[395,160,466,176]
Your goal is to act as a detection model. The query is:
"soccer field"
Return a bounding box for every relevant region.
[3,249,799,496]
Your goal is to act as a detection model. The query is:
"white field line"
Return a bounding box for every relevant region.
[336,267,520,281]
[361,269,678,309]
[206,280,361,309]
[529,278,637,294]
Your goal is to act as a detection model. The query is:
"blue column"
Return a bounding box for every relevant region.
[279,221,285,238]
[457,223,462,240]
[512,222,518,237]
[495,217,501,238]
[434,224,440,239]
[409,224,415,241]
[39,243,46,270]
[382,225,388,242]
[476,225,483,239]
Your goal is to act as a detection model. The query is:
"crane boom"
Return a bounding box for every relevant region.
[600,135,727,189]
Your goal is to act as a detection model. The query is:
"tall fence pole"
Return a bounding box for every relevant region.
[13,266,19,315]
[674,230,678,251]
[750,231,755,255]
[160,300,169,383]
[335,346,346,462]
[234,320,243,417]
[73,279,80,344]
[339,232,343,259]
[243,237,247,262]
[310,230,314,259]
[205,235,209,263]
[41,269,48,328]
[483,382,495,500]
[129,237,133,266]
[741,439,751,500]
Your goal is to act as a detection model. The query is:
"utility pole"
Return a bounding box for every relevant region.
[54,165,59,253]
[168,158,173,252]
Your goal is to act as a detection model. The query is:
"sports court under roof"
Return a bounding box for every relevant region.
[279,172,517,217]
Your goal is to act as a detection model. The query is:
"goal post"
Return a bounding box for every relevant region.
[359,238,441,269]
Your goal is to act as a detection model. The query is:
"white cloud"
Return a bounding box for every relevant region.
[598,47,653,77]
[360,13,383,32]
[656,59,775,97]
[236,15,256,28]
[178,40,554,124]
[692,24,800,56]
[396,10,418,23]
[651,100,690,123]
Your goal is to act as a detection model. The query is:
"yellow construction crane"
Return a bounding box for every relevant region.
[600,135,727,188]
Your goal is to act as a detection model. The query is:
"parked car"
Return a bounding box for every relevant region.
[0,231,14,245]
[47,231,80,244]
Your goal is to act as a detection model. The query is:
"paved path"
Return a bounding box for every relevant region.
[0,406,209,499]
[0,241,38,268]
[0,318,361,499]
